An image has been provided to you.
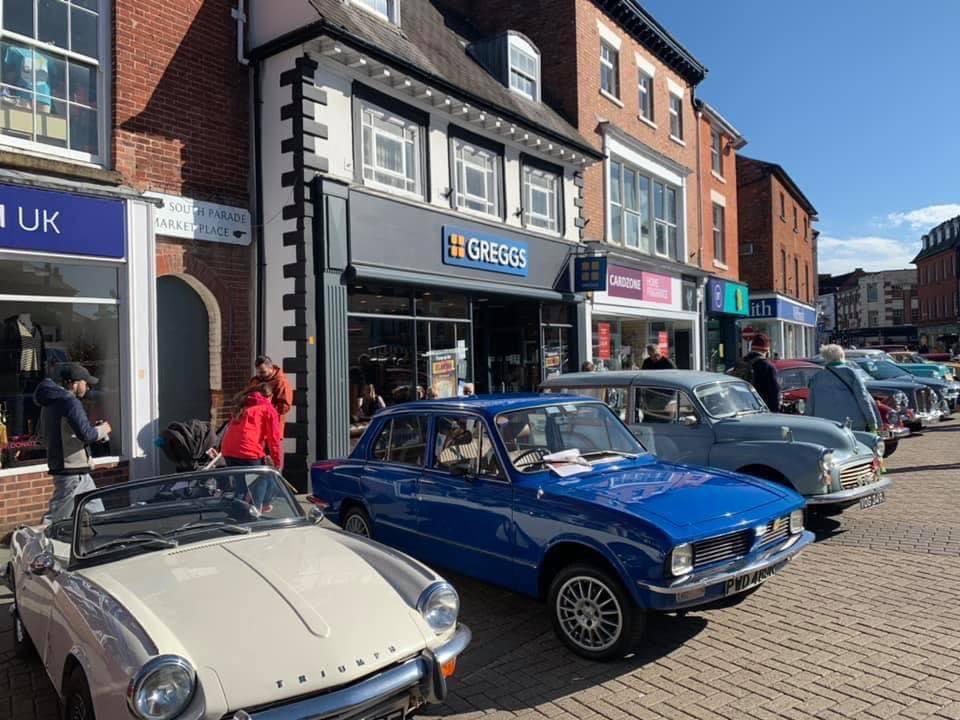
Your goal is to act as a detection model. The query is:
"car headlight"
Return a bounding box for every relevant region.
[892,391,909,410]
[417,582,459,634]
[874,439,885,458]
[670,543,693,577]
[789,509,804,535]
[819,450,836,490]
[795,399,806,414]
[127,656,196,720]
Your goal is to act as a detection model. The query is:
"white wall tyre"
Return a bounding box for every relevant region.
[548,563,645,661]
[341,506,373,538]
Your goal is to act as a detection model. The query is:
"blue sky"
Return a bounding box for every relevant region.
[639,0,960,274]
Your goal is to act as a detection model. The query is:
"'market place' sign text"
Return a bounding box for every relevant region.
[147,192,251,246]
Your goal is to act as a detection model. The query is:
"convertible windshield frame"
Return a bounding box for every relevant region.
[69,467,306,566]
[493,400,645,474]
[693,379,767,419]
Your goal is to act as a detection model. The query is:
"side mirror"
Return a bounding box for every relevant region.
[30,552,56,576]
[309,506,325,524]
[679,415,698,427]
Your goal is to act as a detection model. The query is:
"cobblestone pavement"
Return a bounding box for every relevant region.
[3,422,959,720]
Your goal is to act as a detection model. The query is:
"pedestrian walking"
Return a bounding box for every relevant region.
[221,384,283,510]
[34,364,110,522]
[246,355,292,435]
[641,344,675,369]
[805,344,880,431]
[732,333,781,412]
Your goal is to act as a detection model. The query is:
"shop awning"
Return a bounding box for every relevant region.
[348,264,581,303]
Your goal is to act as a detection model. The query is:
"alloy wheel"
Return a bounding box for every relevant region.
[555,575,624,652]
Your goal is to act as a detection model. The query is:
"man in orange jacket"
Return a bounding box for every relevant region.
[247,355,293,436]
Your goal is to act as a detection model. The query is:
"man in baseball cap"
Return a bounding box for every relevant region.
[34,363,110,522]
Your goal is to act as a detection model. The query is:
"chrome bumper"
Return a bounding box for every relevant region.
[806,477,892,506]
[242,625,471,720]
[639,530,814,595]
[880,426,909,439]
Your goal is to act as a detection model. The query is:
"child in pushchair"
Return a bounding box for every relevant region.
[157,419,226,472]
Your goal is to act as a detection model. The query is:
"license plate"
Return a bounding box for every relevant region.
[723,561,785,596]
[860,490,885,509]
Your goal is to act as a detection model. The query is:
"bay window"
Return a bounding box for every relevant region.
[451,130,502,219]
[0,0,104,162]
[608,158,681,261]
[521,157,561,233]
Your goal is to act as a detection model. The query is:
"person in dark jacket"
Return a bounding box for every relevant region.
[641,344,675,369]
[34,364,111,522]
[739,333,781,412]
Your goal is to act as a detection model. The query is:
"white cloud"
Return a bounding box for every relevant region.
[886,203,960,230]
[816,235,917,275]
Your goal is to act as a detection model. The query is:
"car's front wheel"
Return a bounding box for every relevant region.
[548,564,645,661]
[883,440,898,458]
[341,505,373,538]
[63,666,95,720]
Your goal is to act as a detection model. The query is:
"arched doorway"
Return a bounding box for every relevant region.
[157,275,212,473]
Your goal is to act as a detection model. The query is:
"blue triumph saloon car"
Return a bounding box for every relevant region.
[312,395,814,660]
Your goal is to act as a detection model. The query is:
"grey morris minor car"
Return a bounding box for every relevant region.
[542,371,891,516]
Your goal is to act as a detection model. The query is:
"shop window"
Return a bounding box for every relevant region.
[0,0,103,162]
[358,97,424,199]
[712,203,725,264]
[434,415,504,479]
[0,258,121,470]
[370,415,427,466]
[508,34,539,102]
[451,131,502,219]
[521,156,561,233]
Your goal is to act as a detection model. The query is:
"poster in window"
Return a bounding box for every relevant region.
[597,322,611,361]
[428,352,458,398]
[658,330,668,355]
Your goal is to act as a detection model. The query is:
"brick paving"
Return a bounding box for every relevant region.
[3,422,960,719]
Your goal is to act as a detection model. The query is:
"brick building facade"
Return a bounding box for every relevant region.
[913,215,960,350]
[0,0,251,533]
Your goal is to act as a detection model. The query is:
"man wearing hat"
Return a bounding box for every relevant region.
[34,364,111,522]
[734,332,781,412]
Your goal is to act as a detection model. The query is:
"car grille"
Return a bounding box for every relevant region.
[839,461,875,490]
[914,387,935,414]
[759,515,791,547]
[692,530,752,568]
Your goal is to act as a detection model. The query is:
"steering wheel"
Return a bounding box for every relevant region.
[512,447,547,467]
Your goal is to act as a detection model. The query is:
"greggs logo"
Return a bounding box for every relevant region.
[442,226,529,277]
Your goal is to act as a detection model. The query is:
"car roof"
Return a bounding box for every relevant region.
[772,360,821,369]
[540,369,734,388]
[376,393,597,415]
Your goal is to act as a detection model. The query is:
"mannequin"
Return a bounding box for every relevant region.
[1,314,45,435]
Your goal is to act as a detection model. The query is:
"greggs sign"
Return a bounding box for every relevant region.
[442,226,528,277]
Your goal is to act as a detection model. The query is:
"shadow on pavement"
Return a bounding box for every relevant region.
[428,572,707,714]
[808,515,846,543]
[886,462,960,475]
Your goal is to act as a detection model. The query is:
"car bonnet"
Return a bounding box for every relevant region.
[78,525,431,710]
[713,412,859,451]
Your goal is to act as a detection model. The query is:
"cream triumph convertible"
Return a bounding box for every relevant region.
[6,467,470,720]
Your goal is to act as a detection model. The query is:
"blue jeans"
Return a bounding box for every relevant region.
[45,473,104,523]
[223,457,265,503]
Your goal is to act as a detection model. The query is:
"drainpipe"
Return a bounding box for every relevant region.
[232,0,250,66]
[692,91,707,369]
[252,62,265,355]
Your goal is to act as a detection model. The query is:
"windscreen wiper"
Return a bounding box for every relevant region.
[166,521,253,537]
[84,533,178,558]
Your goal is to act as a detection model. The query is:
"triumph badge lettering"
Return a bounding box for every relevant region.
[443,226,529,276]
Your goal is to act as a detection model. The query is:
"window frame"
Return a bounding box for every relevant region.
[637,69,654,122]
[668,93,683,140]
[520,153,563,235]
[793,206,798,233]
[653,180,678,259]
[710,129,722,176]
[600,40,620,99]
[368,414,429,467]
[351,0,400,24]
[448,125,505,221]
[507,34,540,102]
[712,202,725,264]
[0,0,110,165]
[779,192,786,220]
[431,413,507,482]
[352,83,430,201]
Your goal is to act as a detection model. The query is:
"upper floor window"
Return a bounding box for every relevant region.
[451,130,502,219]
[668,94,683,140]
[779,192,785,220]
[793,206,798,232]
[637,69,653,122]
[803,217,808,241]
[653,180,678,258]
[712,202,725,263]
[357,93,426,200]
[0,0,103,162]
[521,157,561,234]
[600,41,619,99]
[609,159,650,253]
[508,34,539,102]
[793,256,799,296]
[805,263,810,301]
[354,0,400,24]
[710,129,722,175]
[780,249,787,292]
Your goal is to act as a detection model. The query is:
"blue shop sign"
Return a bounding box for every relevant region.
[707,278,749,316]
[442,226,528,277]
[0,184,126,259]
[574,256,607,291]
[750,296,817,326]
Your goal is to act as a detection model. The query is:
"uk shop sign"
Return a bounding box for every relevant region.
[0,184,125,258]
[606,264,673,305]
[442,226,528,277]
[147,192,251,245]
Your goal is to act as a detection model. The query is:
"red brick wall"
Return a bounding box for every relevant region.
[736,160,772,289]
[1,463,129,537]
[699,113,739,279]
[916,253,957,326]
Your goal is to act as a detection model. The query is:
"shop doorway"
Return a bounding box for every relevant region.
[674,329,692,369]
[157,275,211,472]
[475,300,542,393]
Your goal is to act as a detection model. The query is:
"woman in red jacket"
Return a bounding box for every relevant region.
[221,384,283,510]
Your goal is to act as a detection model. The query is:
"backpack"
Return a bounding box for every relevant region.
[731,356,761,384]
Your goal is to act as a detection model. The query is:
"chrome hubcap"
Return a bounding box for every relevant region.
[344,514,371,537]
[556,576,623,652]
[15,615,24,643]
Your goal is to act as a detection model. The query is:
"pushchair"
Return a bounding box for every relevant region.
[158,419,226,472]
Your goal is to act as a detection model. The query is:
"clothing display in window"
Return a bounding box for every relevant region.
[0,314,46,437]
